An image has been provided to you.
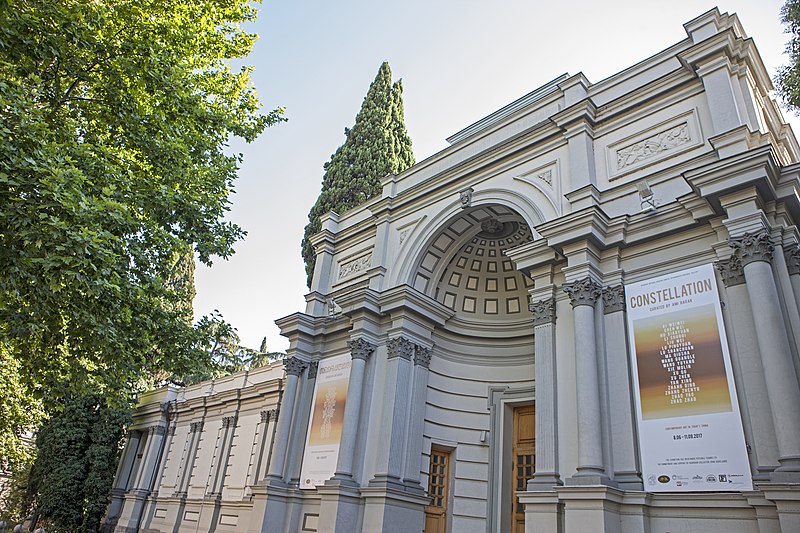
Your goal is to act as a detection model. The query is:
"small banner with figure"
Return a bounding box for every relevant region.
[625,263,752,492]
[299,353,352,489]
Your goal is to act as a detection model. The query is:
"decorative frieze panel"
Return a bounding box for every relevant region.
[338,253,372,280]
[616,123,690,170]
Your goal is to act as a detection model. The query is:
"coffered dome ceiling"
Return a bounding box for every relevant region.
[413,205,533,322]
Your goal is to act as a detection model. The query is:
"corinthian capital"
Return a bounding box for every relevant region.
[529,298,556,326]
[785,246,800,276]
[602,285,626,314]
[729,232,773,267]
[387,337,415,360]
[347,338,376,361]
[283,357,308,377]
[414,346,432,368]
[563,277,601,308]
[715,256,745,287]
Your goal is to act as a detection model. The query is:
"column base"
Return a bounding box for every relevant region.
[368,474,405,491]
[565,472,615,487]
[360,486,428,533]
[317,482,363,533]
[518,490,562,533]
[528,472,562,491]
[326,473,360,488]
[612,471,643,491]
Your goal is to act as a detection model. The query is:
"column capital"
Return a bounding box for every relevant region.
[387,336,415,360]
[261,408,278,423]
[715,256,745,287]
[729,231,773,266]
[414,346,432,368]
[563,277,602,308]
[222,415,237,429]
[283,356,308,376]
[347,338,376,361]
[785,246,800,276]
[189,421,204,433]
[529,298,556,326]
[307,361,319,379]
[150,424,167,436]
[602,285,626,314]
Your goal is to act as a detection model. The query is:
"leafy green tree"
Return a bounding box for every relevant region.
[778,0,800,110]
[0,0,283,460]
[25,396,130,532]
[301,62,414,287]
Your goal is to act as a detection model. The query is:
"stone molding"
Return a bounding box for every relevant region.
[529,298,556,326]
[602,285,626,314]
[414,346,432,368]
[387,337,415,360]
[785,246,800,276]
[563,277,602,308]
[283,357,308,377]
[189,421,204,433]
[729,232,773,266]
[347,338,377,361]
[222,415,237,429]
[716,256,746,287]
[307,361,319,379]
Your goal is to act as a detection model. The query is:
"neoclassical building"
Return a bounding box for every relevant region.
[107,9,800,533]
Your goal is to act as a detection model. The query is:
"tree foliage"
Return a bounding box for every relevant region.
[0,0,283,461]
[24,396,131,532]
[777,0,800,111]
[301,62,414,287]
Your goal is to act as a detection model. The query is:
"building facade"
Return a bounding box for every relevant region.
[107,9,800,533]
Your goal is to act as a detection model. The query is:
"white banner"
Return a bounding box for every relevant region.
[299,353,352,489]
[625,263,752,492]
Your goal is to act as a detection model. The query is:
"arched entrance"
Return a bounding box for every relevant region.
[411,203,536,533]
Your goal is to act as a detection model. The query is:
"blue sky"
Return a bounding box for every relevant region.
[194,0,800,352]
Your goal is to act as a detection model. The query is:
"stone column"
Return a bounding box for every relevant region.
[601,285,640,489]
[104,430,142,528]
[402,345,432,492]
[174,421,203,496]
[785,246,800,308]
[286,361,318,485]
[528,297,561,489]
[207,415,238,497]
[731,232,800,478]
[126,422,168,531]
[266,357,307,482]
[330,338,375,484]
[563,277,608,484]
[716,257,779,480]
[369,336,415,489]
[250,409,277,485]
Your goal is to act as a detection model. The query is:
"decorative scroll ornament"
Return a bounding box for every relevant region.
[529,298,556,326]
[307,361,319,379]
[459,187,474,209]
[283,357,308,377]
[563,277,602,308]
[347,338,376,361]
[785,246,800,276]
[602,285,626,314]
[222,415,237,428]
[414,346,433,368]
[616,122,690,170]
[387,337,415,360]
[190,421,204,433]
[715,256,745,287]
[729,232,773,267]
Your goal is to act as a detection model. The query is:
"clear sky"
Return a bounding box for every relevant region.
[194,0,800,352]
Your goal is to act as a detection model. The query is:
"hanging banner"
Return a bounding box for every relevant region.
[299,353,352,489]
[625,263,752,492]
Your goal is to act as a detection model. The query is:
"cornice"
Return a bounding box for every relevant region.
[378,284,454,327]
[536,205,626,251]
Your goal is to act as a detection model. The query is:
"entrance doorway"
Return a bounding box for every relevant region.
[512,404,535,533]
[424,447,451,533]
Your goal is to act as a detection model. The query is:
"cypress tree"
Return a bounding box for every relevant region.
[301,62,415,287]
